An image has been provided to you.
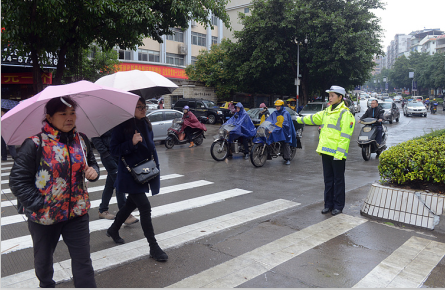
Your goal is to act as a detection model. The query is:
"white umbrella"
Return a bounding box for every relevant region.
[1,80,140,145]
[95,70,178,99]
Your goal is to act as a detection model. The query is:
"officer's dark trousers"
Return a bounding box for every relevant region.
[321,154,346,211]
[28,214,96,288]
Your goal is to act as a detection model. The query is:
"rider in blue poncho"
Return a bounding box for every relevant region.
[264,99,297,165]
[224,102,256,159]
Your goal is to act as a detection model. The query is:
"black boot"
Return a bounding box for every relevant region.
[150,244,168,262]
[106,226,125,244]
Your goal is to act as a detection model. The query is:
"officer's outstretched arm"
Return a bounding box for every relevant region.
[334,112,355,160]
[296,111,323,126]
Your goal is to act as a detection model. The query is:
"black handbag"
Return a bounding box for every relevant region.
[121,157,159,184]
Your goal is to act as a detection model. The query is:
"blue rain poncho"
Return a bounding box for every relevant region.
[255,106,297,146]
[223,103,256,142]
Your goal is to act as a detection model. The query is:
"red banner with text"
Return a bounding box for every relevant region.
[1,72,53,84]
[118,63,188,79]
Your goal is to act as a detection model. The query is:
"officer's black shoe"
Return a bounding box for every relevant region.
[321,208,332,214]
[150,245,168,262]
[331,209,342,216]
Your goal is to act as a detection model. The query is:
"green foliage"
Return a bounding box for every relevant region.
[2,0,230,91]
[64,44,120,83]
[185,39,239,100]
[379,131,445,185]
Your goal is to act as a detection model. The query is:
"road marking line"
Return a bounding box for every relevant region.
[1,161,103,171]
[2,166,109,177]
[0,155,98,167]
[1,177,207,227]
[167,214,367,288]
[1,199,300,288]
[1,187,246,254]
[353,236,445,288]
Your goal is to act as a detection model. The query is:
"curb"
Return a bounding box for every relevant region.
[360,183,445,231]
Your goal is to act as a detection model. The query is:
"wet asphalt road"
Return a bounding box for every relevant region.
[2,101,445,288]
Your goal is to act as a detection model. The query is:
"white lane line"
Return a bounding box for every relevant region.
[1,188,249,254]
[1,199,300,288]
[353,236,445,288]
[2,166,108,177]
[1,172,184,195]
[2,177,207,227]
[167,214,367,288]
[1,161,103,171]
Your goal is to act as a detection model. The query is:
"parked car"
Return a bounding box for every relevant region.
[343,98,356,115]
[146,100,158,111]
[393,95,403,102]
[379,101,400,124]
[173,98,228,124]
[299,102,328,117]
[146,109,183,141]
[403,101,427,117]
[247,107,303,135]
[353,101,361,113]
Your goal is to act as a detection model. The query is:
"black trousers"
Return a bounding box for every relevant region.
[184,127,201,142]
[110,193,158,246]
[27,214,96,288]
[321,154,346,211]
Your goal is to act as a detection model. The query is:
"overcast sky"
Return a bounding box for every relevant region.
[371,0,445,49]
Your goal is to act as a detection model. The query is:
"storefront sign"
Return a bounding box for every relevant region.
[1,72,52,84]
[2,48,58,68]
[119,63,188,79]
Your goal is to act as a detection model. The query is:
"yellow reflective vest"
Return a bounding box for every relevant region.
[297,101,355,160]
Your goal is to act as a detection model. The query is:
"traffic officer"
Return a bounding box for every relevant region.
[296,85,355,215]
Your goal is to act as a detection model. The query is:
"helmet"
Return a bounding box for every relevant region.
[260,103,266,108]
[274,100,285,106]
[325,85,346,96]
[183,105,189,110]
[433,98,436,101]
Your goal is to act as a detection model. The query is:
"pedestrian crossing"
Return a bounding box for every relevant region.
[1,157,444,288]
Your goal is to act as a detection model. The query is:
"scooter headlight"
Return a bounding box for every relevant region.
[363,127,372,133]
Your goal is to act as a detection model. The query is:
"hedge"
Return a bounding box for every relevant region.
[378,130,445,185]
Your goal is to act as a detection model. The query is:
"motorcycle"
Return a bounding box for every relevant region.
[249,121,302,167]
[210,124,252,161]
[165,118,205,149]
[357,117,387,161]
[431,102,438,114]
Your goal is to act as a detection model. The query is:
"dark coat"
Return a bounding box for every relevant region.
[361,106,384,125]
[110,118,160,195]
[91,129,112,158]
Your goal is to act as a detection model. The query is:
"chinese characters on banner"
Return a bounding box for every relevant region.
[1,73,52,84]
[119,63,188,79]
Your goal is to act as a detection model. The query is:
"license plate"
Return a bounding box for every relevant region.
[359,136,368,141]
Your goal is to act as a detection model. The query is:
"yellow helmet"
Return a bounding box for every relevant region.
[433,98,436,101]
[274,99,285,106]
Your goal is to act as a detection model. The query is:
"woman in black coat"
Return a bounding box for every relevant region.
[106,97,167,261]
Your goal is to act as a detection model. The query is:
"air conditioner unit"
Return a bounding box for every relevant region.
[178,44,187,55]
[190,20,196,27]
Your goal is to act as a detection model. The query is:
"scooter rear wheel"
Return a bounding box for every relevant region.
[194,135,204,146]
[210,140,228,161]
[282,146,297,161]
[362,145,371,161]
[250,143,267,167]
[165,137,175,149]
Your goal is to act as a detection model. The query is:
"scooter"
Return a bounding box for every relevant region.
[165,118,205,149]
[357,117,387,161]
[431,102,438,114]
[210,124,252,161]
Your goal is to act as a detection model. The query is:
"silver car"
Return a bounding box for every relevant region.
[299,102,328,117]
[146,109,183,141]
[403,101,427,117]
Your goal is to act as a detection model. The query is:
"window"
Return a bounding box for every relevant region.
[171,95,183,107]
[166,29,184,42]
[192,32,206,47]
[117,49,132,60]
[165,111,181,121]
[211,16,219,26]
[138,49,160,62]
[212,36,218,45]
[244,8,250,13]
[196,101,205,109]
[188,101,196,109]
[166,53,185,66]
[148,112,163,122]
[191,56,198,65]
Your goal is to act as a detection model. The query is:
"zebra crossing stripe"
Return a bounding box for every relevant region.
[1,199,300,288]
[1,173,184,195]
[1,188,250,254]
[1,161,103,172]
[2,166,108,177]
[167,214,367,288]
[0,154,100,168]
[1,178,208,227]
[353,236,445,288]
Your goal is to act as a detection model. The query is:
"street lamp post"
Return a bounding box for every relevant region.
[383,77,388,94]
[408,68,416,97]
[294,36,307,110]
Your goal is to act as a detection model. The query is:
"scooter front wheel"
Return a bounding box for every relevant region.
[210,140,228,161]
[250,143,267,167]
[362,145,371,161]
[165,136,175,149]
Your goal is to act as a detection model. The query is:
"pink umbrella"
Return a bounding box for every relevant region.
[1,80,140,145]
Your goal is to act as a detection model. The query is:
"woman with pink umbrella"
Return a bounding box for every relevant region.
[9,96,99,287]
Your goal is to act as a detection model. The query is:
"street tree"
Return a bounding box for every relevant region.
[389,55,412,90]
[1,0,230,94]
[231,0,384,104]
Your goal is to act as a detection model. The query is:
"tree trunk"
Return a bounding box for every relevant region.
[31,49,43,95]
[53,44,68,85]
